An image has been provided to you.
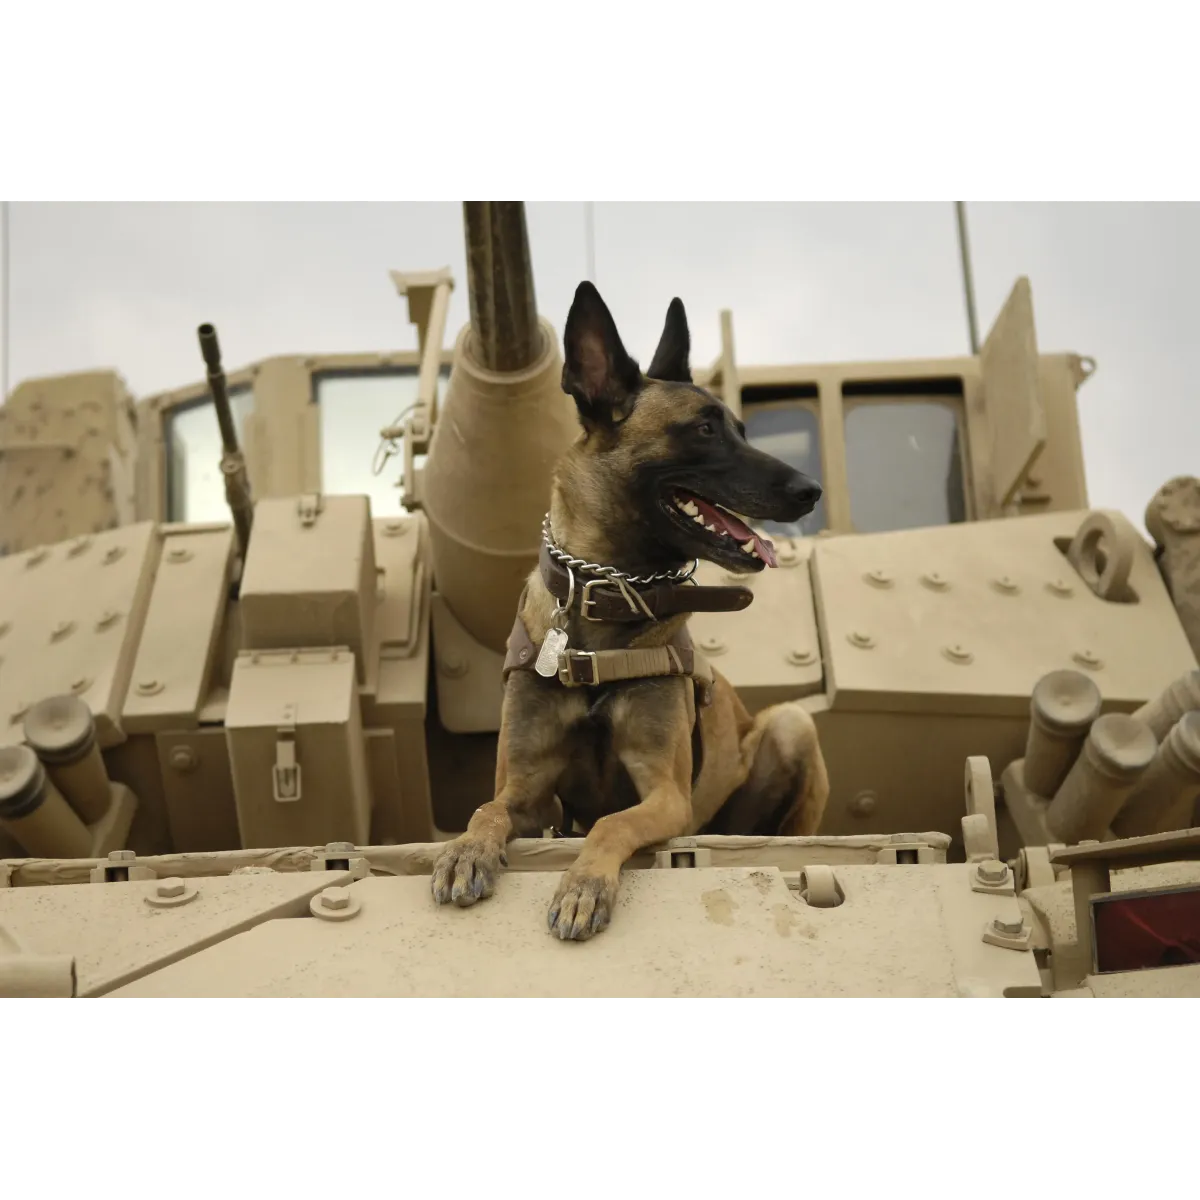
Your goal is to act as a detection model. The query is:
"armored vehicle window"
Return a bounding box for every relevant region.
[843,398,966,533]
[316,368,449,519]
[165,387,254,523]
[741,400,826,537]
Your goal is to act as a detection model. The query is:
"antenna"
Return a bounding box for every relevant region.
[954,201,981,356]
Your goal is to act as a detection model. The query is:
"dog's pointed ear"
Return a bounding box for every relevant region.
[647,297,692,384]
[561,281,643,428]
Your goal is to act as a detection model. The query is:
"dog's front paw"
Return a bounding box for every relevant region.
[547,869,619,941]
[431,837,508,907]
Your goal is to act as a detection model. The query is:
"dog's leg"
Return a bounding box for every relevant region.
[432,679,576,908]
[547,683,692,941]
[720,702,829,836]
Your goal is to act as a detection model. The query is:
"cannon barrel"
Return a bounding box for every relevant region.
[419,202,578,654]
[463,202,542,373]
[196,322,254,558]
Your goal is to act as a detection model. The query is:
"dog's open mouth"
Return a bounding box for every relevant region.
[668,490,778,567]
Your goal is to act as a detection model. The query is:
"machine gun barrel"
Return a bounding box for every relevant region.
[196,322,253,557]
[462,202,542,372]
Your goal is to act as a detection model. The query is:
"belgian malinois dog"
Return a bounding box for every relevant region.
[431,281,829,940]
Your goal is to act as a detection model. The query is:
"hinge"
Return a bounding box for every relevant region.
[296,493,324,528]
[272,705,302,803]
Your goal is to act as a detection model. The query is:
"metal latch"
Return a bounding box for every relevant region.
[297,493,324,527]
[272,705,302,803]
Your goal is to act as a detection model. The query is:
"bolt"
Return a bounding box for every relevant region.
[108,850,136,862]
[25,548,48,568]
[849,790,877,818]
[920,571,949,591]
[776,543,798,567]
[68,536,92,557]
[1073,649,1102,670]
[136,679,164,696]
[95,610,121,631]
[1047,578,1074,598]
[991,575,1020,595]
[71,677,92,695]
[992,917,1025,937]
[700,635,726,654]
[438,655,468,679]
[169,746,198,774]
[156,878,186,899]
[102,546,125,565]
[864,568,893,588]
[787,647,815,667]
[0,621,9,639]
[325,842,355,853]
[976,860,1008,885]
[320,886,352,911]
[383,520,407,537]
[848,630,875,649]
[942,643,974,665]
[166,546,193,564]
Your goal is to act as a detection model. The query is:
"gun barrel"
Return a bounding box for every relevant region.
[462,202,542,372]
[197,323,240,453]
[196,322,253,557]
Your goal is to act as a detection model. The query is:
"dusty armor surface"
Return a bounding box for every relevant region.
[1,202,1197,997]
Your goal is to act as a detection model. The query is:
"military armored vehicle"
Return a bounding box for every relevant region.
[1,201,1197,998]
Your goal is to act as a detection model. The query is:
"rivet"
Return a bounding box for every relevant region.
[849,790,877,818]
[920,572,949,592]
[848,630,875,649]
[518,648,530,661]
[776,543,799,567]
[990,575,1020,595]
[25,548,49,568]
[136,679,164,696]
[864,568,893,589]
[95,610,121,631]
[700,635,727,655]
[50,620,76,642]
[1046,578,1074,598]
[71,677,92,694]
[10,701,30,725]
[382,520,408,537]
[68,536,93,557]
[787,647,815,667]
[1072,649,1103,671]
[103,546,126,565]
[0,621,9,639]
[942,643,974,665]
[166,546,193,564]
[169,746,198,774]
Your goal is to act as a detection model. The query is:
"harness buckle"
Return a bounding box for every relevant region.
[580,579,607,622]
[557,651,599,687]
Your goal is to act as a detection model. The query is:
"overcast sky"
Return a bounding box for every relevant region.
[3,202,1197,532]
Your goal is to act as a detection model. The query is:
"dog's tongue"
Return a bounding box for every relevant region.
[687,494,778,567]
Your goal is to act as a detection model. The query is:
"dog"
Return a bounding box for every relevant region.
[431,281,829,940]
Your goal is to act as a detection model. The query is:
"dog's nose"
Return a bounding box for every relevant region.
[785,474,822,508]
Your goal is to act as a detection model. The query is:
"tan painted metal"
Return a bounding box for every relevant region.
[1,202,1197,996]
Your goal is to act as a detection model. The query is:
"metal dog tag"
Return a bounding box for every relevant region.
[535,627,569,678]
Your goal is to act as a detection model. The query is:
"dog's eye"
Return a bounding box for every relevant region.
[696,422,715,437]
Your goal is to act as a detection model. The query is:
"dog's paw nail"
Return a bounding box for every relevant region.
[499,852,509,868]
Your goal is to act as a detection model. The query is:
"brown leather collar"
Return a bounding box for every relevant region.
[538,543,752,623]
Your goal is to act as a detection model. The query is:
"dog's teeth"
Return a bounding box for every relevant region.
[693,514,706,525]
[740,539,755,554]
[682,500,699,516]
[706,523,719,534]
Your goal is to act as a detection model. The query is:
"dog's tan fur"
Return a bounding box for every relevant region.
[431,283,829,939]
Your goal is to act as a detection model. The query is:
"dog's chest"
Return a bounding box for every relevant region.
[556,708,640,827]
